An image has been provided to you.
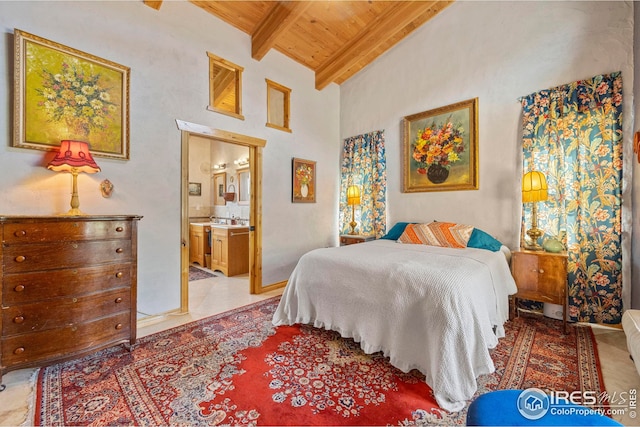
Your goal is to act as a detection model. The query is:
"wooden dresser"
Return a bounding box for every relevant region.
[0,215,141,387]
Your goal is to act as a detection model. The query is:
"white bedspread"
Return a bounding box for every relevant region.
[272,239,517,412]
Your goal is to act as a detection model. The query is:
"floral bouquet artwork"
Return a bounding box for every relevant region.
[14,30,130,159]
[402,98,478,192]
[37,62,118,138]
[412,120,465,184]
[292,158,316,203]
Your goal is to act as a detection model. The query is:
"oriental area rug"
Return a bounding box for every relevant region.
[188,265,216,281]
[34,297,605,426]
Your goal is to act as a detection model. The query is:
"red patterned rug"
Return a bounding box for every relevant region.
[34,297,605,426]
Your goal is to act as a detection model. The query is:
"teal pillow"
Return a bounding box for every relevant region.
[380,222,413,240]
[467,228,502,251]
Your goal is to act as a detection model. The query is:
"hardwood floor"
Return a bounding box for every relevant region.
[0,273,637,425]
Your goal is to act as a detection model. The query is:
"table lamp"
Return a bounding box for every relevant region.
[522,170,548,250]
[346,185,361,235]
[48,140,101,215]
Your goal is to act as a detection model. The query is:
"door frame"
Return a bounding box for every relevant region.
[177,120,266,313]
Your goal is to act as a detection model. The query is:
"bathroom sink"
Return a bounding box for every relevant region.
[210,224,248,229]
[189,222,248,228]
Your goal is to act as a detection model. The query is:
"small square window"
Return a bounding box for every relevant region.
[207,52,244,120]
[266,79,291,133]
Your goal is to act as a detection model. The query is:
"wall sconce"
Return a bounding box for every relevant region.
[213,163,227,170]
[47,140,100,215]
[234,157,249,167]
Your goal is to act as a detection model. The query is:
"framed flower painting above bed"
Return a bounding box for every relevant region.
[402,98,478,192]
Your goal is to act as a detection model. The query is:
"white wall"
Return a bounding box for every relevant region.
[188,137,212,218]
[341,1,636,306]
[0,1,341,316]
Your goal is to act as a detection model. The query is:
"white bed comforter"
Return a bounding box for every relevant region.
[272,240,517,412]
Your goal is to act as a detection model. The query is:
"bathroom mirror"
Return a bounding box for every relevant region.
[213,172,226,206]
[208,52,244,120]
[266,79,291,133]
[238,169,250,205]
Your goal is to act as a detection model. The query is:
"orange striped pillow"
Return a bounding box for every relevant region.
[398,222,474,248]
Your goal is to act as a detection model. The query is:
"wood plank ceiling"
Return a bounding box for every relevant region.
[144,1,453,90]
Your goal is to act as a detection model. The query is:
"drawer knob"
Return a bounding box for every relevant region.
[115,323,123,330]
[115,272,123,278]
[116,226,124,232]
[13,230,26,238]
[13,315,25,324]
[14,255,26,263]
[539,269,545,274]
[14,285,25,292]
[116,248,124,253]
[115,297,123,303]
[14,347,25,355]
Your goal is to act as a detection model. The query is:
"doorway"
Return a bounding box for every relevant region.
[177,120,266,313]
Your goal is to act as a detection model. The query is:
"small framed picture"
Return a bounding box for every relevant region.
[292,157,316,203]
[188,182,201,196]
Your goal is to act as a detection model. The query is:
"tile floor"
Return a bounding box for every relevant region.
[0,271,638,426]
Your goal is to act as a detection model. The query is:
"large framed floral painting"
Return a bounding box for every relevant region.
[292,157,316,203]
[402,98,478,192]
[13,29,130,160]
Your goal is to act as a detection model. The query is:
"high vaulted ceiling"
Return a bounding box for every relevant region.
[144,1,453,90]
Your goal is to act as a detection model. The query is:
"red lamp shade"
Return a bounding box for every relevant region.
[47,140,100,174]
[47,140,100,215]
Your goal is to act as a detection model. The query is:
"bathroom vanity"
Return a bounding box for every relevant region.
[189,223,249,276]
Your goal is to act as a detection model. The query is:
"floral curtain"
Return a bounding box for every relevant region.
[520,71,623,324]
[339,130,387,238]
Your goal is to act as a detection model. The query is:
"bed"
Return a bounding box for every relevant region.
[272,228,517,413]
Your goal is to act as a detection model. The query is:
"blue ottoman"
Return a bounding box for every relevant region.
[467,390,623,426]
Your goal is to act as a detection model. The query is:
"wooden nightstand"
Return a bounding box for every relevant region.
[339,234,375,246]
[510,249,569,333]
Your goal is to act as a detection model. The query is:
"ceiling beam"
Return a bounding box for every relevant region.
[314,1,450,90]
[143,0,163,10]
[252,1,312,61]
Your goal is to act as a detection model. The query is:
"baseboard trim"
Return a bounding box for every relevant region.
[137,308,185,328]
[258,280,287,294]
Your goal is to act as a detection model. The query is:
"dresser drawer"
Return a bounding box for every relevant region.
[2,220,132,244]
[3,240,132,273]
[2,288,131,336]
[1,311,131,366]
[3,263,132,304]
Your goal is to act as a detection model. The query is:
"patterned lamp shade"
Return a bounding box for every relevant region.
[47,140,100,215]
[47,140,101,174]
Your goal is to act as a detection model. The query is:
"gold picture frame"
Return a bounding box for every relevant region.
[292,157,316,203]
[402,98,478,192]
[13,29,130,160]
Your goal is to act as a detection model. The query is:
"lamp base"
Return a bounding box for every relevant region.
[525,227,544,251]
[62,208,87,216]
[348,220,357,235]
